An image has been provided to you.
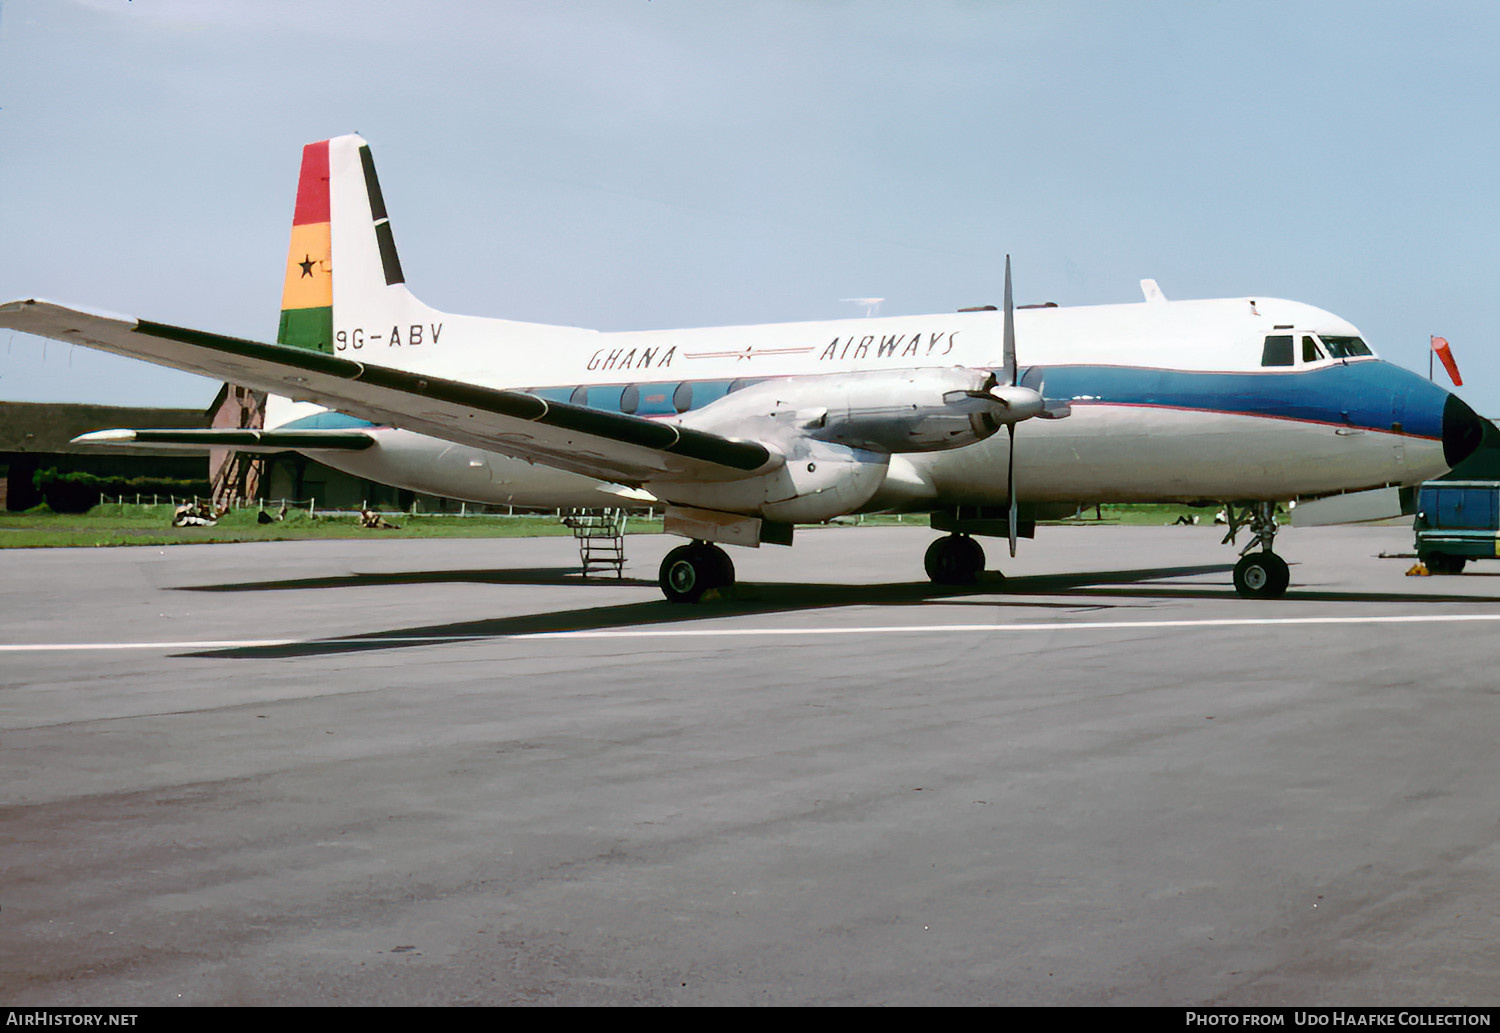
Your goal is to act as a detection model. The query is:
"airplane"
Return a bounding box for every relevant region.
[0,135,1486,602]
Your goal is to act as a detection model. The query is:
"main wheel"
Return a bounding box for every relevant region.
[924,534,985,585]
[659,542,735,603]
[1233,551,1290,599]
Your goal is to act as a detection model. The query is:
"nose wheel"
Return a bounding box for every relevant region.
[659,541,735,603]
[1225,502,1290,599]
[1233,551,1290,598]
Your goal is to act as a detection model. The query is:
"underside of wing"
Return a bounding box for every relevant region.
[0,300,774,486]
[71,428,378,452]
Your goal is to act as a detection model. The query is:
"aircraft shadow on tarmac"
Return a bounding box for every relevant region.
[176,561,1500,660]
[176,567,663,592]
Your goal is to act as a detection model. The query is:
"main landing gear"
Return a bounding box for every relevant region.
[924,533,987,586]
[1225,502,1290,599]
[659,541,735,603]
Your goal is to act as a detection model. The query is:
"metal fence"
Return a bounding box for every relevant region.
[96,493,658,521]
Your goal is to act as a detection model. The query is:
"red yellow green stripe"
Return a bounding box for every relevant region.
[278,140,332,353]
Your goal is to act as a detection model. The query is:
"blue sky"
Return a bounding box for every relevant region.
[1,0,1496,412]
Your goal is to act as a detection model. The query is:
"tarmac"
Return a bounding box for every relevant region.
[3,522,1500,1006]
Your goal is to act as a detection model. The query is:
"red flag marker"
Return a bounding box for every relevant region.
[1431,336,1463,386]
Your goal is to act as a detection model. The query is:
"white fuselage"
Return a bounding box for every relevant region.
[270,292,1454,511]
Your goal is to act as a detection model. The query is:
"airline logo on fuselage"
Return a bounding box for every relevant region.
[589,329,963,370]
[328,324,964,367]
[818,330,959,362]
[587,345,678,371]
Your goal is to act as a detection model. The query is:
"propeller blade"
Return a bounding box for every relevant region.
[1004,256,1019,557]
[1007,424,1018,558]
[1002,255,1017,387]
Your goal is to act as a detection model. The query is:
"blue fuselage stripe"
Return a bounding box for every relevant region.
[1019,362,1447,439]
[278,359,1446,441]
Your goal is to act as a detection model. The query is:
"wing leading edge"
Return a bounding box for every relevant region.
[0,300,774,485]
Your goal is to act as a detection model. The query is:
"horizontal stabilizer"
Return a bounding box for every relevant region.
[71,428,377,452]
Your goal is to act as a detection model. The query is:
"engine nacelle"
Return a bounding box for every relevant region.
[647,439,889,524]
[679,367,1007,455]
[650,366,1039,524]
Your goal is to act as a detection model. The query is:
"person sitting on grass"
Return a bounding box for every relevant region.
[359,509,400,530]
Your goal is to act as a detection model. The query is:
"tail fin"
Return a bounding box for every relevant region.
[276,134,433,357]
[277,139,334,352]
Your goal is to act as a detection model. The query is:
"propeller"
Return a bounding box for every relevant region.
[991,256,1071,557]
[940,257,1069,558]
[1003,257,1021,557]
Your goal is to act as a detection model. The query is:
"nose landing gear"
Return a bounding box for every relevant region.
[1225,502,1290,598]
[1233,549,1290,598]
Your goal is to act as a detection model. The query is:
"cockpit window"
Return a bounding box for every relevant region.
[1319,335,1372,358]
[1302,335,1324,362]
[1261,335,1294,367]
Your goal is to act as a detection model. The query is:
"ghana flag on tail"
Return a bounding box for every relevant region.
[278,140,333,352]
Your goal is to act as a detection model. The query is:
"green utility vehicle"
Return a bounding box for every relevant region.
[1413,480,1500,574]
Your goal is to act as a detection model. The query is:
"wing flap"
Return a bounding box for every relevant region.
[0,300,773,485]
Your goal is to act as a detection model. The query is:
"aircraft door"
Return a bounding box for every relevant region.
[1390,391,1406,466]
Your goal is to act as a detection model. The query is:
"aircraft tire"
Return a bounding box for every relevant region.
[659,542,734,603]
[1233,551,1290,599]
[700,542,736,590]
[925,534,985,585]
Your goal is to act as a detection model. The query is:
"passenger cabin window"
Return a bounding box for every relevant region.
[1261,335,1294,367]
[1302,335,1325,362]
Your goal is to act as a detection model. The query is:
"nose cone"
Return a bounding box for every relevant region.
[1443,392,1489,469]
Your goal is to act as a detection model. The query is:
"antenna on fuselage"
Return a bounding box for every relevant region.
[841,298,884,318]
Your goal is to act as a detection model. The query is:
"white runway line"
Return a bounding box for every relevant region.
[518,612,1500,639]
[6,611,1500,652]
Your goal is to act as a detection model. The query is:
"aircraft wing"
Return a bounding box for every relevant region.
[71,428,378,452]
[0,300,774,485]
